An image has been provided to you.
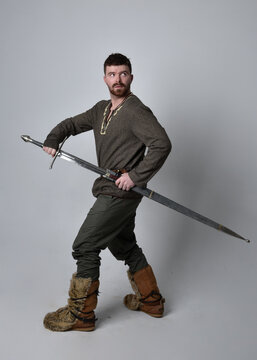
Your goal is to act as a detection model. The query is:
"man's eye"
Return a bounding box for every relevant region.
[121,72,127,76]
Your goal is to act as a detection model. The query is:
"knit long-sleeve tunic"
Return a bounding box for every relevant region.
[44,94,171,199]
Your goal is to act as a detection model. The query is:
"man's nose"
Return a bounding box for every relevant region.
[115,74,121,82]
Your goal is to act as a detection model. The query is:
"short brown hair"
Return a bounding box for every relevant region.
[104,53,132,74]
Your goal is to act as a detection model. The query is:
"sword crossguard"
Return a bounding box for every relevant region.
[49,149,60,170]
[103,169,119,181]
[49,136,68,170]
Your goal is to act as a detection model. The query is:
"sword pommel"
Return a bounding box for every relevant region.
[21,135,32,142]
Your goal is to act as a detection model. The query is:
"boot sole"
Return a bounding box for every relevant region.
[71,327,95,331]
[145,313,163,318]
[125,306,164,318]
[142,311,163,318]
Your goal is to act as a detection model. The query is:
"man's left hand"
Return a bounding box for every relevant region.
[115,173,135,191]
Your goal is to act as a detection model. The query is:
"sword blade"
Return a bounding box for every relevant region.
[131,187,250,242]
[21,135,250,243]
[58,151,106,177]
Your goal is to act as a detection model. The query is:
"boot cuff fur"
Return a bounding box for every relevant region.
[69,273,92,298]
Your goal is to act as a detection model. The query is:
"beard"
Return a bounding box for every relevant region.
[108,83,130,97]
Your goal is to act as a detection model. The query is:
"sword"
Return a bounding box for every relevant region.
[21,135,250,244]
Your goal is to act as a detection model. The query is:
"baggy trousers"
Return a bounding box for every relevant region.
[72,195,148,280]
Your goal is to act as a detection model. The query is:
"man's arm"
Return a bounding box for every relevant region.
[128,105,171,187]
[43,104,98,153]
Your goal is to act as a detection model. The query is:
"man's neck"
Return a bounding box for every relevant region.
[110,92,131,110]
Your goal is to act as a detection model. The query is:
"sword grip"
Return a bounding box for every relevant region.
[21,135,44,148]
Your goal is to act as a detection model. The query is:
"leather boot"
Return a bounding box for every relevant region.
[43,273,99,331]
[124,265,165,318]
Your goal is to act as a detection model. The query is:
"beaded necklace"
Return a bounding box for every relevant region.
[100,92,132,135]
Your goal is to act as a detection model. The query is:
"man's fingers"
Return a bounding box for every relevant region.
[115,178,126,190]
[115,174,134,191]
[115,178,123,189]
[43,146,56,157]
[50,149,56,157]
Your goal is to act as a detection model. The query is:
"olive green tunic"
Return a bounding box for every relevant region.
[44,94,171,198]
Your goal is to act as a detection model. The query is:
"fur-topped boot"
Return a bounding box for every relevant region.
[123,265,165,318]
[43,273,99,332]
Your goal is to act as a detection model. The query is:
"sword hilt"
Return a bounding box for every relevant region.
[21,135,43,148]
[21,134,63,169]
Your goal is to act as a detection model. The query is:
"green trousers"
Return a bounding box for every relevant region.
[72,195,148,280]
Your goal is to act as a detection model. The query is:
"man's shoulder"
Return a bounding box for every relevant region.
[127,94,154,115]
[94,99,110,109]
[128,94,146,107]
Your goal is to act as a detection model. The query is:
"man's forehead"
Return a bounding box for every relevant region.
[105,65,131,73]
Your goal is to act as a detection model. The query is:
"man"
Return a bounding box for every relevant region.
[42,53,171,332]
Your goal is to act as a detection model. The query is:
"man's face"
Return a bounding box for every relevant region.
[104,65,133,97]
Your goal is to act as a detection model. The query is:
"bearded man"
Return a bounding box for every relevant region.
[42,53,171,332]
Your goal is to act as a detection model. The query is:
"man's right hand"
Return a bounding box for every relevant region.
[43,146,56,157]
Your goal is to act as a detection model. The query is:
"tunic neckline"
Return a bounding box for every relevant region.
[100,93,133,135]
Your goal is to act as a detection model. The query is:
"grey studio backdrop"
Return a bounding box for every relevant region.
[1,0,257,359]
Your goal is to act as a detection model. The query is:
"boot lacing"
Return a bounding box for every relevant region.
[69,289,99,323]
[140,290,165,305]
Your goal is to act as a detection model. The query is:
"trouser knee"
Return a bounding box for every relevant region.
[109,244,148,274]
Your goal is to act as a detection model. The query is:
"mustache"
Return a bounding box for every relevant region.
[113,83,125,87]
